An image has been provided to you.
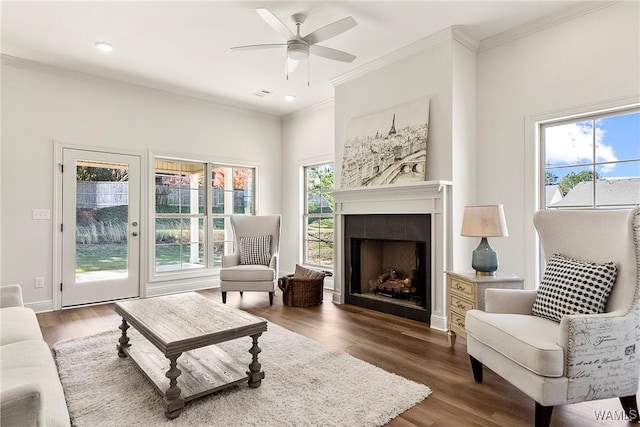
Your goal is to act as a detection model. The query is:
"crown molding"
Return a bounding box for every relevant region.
[1,54,281,121]
[281,98,335,122]
[479,1,618,52]
[330,26,477,87]
[451,26,480,53]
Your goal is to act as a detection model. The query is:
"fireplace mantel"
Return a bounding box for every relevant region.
[332,180,452,330]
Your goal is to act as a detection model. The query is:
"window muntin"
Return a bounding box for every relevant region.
[212,166,254,214]
[154,159,255,274]
[541,108,640,209]
[210,165,254,268]
[155,217,205,271]
[155,161,204,214]
[303,163,334,268]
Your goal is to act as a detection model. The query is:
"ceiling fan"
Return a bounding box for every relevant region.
[231,8,357,76]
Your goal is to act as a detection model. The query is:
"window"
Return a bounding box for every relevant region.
[211,165,254,268]
[303,163,334,268]
[541,108,640,209]
[154,159,254,274]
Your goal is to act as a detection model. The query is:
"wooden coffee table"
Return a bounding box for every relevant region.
[114,292,267,419]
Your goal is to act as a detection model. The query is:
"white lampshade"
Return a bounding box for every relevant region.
[461,205,509,238]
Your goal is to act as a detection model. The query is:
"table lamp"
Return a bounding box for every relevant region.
[461,205,509,276]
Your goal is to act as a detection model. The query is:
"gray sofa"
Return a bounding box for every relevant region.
[1,284,70,427]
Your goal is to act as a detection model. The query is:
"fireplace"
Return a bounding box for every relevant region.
[344,214,431,322]
[332,181,452,330]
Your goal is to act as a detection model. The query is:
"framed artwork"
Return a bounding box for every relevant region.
[341,98,430,188]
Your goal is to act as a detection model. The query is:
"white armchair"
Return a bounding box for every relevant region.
[219,215,281,306]
[465,208,640,427]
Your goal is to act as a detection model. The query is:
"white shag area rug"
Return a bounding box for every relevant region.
[53,322,431,427]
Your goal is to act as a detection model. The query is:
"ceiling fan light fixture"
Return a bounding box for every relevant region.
[231,8,357,76]
[287,41,308,60]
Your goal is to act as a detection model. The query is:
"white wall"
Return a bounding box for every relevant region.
[477,1,640,287]
[280,102,335,275]
[334,28,477,274]
[1,59,281,309]
[451,38,478,270]
[335,36,454,185]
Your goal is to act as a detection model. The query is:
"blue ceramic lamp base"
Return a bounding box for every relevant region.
[472,237,499,276]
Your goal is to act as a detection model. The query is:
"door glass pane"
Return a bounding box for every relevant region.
[75,160,129,282]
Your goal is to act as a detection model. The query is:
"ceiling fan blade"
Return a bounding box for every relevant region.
[255,8,295,40]
[304,16,357,45]
[310,45,356,63]
[230,43,286,51]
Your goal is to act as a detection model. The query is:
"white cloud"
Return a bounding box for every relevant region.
[545,122,618,172]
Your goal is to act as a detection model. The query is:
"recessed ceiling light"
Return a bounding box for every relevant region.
[94,42,113,52]
[284,95,296,102]
[254,89,273,98]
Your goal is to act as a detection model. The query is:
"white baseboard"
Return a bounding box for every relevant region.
[146,278,219,298]
[332,291,342,304]
[27,300,54,313]
[430,314,447,331]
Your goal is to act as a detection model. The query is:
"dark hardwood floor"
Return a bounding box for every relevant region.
[37,289,636,426]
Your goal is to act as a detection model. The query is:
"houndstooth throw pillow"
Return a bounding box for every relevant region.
[532,253,617,323]
[239,235,272,266]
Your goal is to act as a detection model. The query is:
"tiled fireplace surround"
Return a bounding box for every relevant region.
[332,181,452,330]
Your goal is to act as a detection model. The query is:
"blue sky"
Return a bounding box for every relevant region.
[545,110,640,180]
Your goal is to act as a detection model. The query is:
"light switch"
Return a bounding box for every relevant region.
[32,209,51,220]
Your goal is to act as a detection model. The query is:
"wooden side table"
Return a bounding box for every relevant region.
[446,271,524,348]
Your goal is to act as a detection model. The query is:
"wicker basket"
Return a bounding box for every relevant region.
[278,273,330,307]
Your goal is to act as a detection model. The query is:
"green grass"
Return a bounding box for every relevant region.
[76,209,336,272]
[75,219,225,272]
[76,243,201,272]
[76,244,128,272]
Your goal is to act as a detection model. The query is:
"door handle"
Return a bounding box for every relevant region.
[132,221,138,227]
[132,232,139,237]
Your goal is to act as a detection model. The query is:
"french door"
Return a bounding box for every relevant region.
[61,149,141,306]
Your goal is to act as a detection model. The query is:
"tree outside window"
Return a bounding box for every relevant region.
[304,163,334,268]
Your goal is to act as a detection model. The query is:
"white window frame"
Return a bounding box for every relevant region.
[149,156,256,282]
[302,161,334,269]
[524,97,639,290]
[540,107,640,210]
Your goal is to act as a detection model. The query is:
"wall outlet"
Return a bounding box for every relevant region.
[35,277,44,288]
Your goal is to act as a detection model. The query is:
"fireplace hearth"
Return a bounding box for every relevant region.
[344,214,431,322]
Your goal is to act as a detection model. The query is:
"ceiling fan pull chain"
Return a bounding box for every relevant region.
[307,56,310,86]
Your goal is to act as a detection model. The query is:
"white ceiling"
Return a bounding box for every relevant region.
[1,1,589,116]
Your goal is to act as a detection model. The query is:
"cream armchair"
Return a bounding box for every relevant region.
[465,208,640,427]
[220,215,281,306]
